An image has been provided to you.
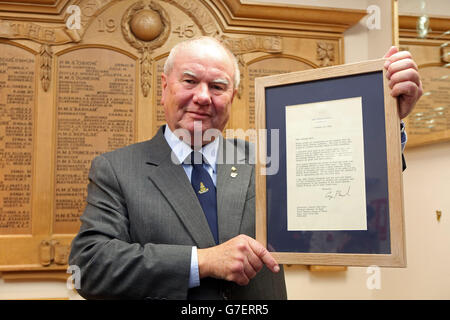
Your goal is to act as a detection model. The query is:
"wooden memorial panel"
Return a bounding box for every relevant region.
[54,47,136,234]
[399,14,450,148]
[0,43,35,235]
[246,57,314,129]
[404,66,449,147]
[153,55,168,131]
[0,0,366,274]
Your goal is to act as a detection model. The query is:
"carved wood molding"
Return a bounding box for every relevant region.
[1,270,69,282]
[0,0,365,45]
[121,0,171,50]
[316,41,335,67]
[211,0,366,34]
[399,14,450,40]
[1,0,59,4]
[167,0,220,37]
[39,43,52,91]
[0,0,366,34]
[140,48,152,97]
[120,0,172,97]
[308,265,347,272]
[0,0,69,16]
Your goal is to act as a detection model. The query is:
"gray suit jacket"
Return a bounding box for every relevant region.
[69,126,287,300]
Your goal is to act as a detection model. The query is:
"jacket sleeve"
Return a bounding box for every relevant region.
[68,155,192,300]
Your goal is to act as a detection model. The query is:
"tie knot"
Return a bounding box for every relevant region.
[186,151,204,166]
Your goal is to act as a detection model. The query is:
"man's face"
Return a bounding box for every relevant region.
[161,42,236,145]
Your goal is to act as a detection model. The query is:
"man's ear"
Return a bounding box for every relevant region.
[231,88,238,103]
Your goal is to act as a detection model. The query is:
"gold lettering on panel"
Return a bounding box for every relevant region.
[0,44,35,234]
[54,48,136,234]
[247,57,313,128]
[405,66,450,147]
[166,0,219,37]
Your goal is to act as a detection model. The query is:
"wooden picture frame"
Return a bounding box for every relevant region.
[255,59,406,267]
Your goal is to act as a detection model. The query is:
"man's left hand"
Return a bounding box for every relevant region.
[384,46,423,119]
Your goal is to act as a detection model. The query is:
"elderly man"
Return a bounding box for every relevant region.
[69,36,422,300]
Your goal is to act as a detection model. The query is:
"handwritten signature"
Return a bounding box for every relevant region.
[324,186,351,200]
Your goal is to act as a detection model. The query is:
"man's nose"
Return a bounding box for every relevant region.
[193,82,211,105]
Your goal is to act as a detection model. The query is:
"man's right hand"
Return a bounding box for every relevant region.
[197,234,280,286]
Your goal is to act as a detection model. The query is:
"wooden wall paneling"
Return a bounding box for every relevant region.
[399,15,450,148]
[0,0,366,277]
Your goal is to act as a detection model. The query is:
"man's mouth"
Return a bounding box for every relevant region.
[186,111,211,119]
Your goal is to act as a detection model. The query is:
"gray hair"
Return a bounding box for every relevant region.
[163,36,240,90]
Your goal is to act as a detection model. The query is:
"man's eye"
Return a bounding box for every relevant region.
[183,79,196,84]
[211,84,225,91]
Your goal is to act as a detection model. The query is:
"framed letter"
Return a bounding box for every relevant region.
[255,59,406,267]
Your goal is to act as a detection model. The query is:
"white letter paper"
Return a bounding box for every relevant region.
[286,97,367,231]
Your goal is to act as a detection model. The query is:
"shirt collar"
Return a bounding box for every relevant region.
[163,125,219,172]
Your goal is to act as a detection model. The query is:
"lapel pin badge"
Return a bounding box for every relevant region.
[231,166,238,178]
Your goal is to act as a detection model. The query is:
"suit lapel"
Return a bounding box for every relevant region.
[145,128,216,248]
[216,138,253,243]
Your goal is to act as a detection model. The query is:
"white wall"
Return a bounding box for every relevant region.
[252,0,394,62]
[285,142,450,299]
[0,278,81,300]
[344,0,393,63]
[283,0,450,300]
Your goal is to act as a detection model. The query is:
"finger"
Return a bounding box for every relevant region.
[248,239,280,273]
[386,50,412,63]
[234,236,261,278]
[396,82,423,119]
[383,46,398,59]
[389,68,421,90]
[390,80,420,98]
[386,58,418,80]
[384,50,414,71]
[398,98,415,119]
[242,255,258,280]
[245,249,264,274]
